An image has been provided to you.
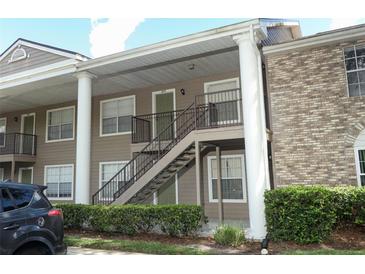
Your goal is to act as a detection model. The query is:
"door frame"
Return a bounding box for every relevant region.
[20,113,36,154]
[203,78,241,125]
[20,113,36,135]
[18,167,34,184]
[152,89,176,139]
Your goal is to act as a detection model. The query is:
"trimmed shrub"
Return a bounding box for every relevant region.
[213,225,245,247]
[265,186,337,244]
[56,204,205,237]
[265,186,365,244]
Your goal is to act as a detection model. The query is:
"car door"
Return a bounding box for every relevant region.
[0,187,31,254]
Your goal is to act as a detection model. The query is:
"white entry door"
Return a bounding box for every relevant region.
[18,167,33,184]
[152,89,176,140]
[20,113,35,154]
[204,78,240,125]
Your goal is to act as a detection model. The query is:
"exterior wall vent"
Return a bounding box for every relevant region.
[8,45,29,63]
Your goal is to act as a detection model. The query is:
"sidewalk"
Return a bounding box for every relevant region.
[67,247,146,255]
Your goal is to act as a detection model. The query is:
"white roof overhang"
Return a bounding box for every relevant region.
[0,19,269,114]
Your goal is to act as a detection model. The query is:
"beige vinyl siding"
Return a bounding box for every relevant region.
[0,46,68,78]
[177,149,249,221]
[0,101,76,203]
[89,71,240,197]
[0,70,241,209]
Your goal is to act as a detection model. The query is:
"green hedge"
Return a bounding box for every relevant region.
[56,204,206,237]
[265,186,365,244]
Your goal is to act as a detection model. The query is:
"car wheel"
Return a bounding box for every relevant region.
[15,245,51,255]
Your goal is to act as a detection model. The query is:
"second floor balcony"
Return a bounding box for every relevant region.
[131,88,243,144]
[0,133,37,162]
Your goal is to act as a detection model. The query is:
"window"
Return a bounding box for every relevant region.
[46,107,74,142]
[0,118,6,147]
[44,165,73,199]
[30,191,52,209]
[1,189,16,212]
[99,161,129,200]
[344,45,365,97]
[356,149,365,186]
[100,96,135,136]
[8,188,34,208]
[208,155,246,203]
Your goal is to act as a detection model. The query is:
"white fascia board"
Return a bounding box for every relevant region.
[263,26,365,56]
[0,59,78,90]
[77,19,265,71]
[0,40,87,62]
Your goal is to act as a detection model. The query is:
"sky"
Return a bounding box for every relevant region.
[1,18,365,58]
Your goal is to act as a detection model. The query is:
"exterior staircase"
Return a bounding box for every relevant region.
[126,143,206,204]
[92,102,206,205]
[92,88,241,205]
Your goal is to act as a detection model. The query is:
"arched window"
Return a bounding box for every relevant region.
[354,129,365,186]
[8,45,28,63]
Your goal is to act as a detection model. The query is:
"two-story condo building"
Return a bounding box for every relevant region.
[5,18,365,239]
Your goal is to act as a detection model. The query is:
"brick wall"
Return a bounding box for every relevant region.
[266,39,365,186]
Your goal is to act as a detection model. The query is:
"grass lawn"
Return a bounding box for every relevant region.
[64,235,211,255]
[282,249,365,255]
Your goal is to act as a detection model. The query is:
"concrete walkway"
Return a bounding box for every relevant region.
[67,247,146,255]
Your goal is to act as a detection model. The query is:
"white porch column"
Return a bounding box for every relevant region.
[75,72,94,204]
[233,28,270,239]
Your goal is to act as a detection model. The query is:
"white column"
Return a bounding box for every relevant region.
[75,72,94,204]
[233,28,270,239]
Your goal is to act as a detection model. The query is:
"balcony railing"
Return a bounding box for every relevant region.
[0,133,37,156]
[132,88,242,143]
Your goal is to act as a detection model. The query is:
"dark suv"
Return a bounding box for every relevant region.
[0,181,67,255]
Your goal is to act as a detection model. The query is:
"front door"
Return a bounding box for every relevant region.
[153,90,175,140]
[18,168,33,184]
[204,78,240,126]
[20,113,35,154]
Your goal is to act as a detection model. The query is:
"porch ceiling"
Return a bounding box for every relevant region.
[0,36,240,115]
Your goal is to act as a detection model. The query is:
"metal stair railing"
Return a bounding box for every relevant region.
[92,102,200,205]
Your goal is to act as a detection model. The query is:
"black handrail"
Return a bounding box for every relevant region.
[92,102,198,205]
[93,88,242,205]
[0,133,37,156]
[132,88,242,143]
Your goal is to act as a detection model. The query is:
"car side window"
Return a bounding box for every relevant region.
[7,188,34,209]
[30,191,51,209]
[1,189,17,212]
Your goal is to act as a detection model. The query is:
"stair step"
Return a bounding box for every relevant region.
[176,156,190,161]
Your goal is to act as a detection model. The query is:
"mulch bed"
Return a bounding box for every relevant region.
[65,225,365,255]
[268,225,365,254]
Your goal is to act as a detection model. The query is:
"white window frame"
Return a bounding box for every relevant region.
[0,168,4,181]
[354,147,365,187]
[203,78,241,124]
[44,164,74,201]
[343,44,365,97]
[99,161,129,201]
[18,167,34,184]
[207,154,247,203]
[45,106,75,143]
[99,95,136,137]
[0,117,7,148]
